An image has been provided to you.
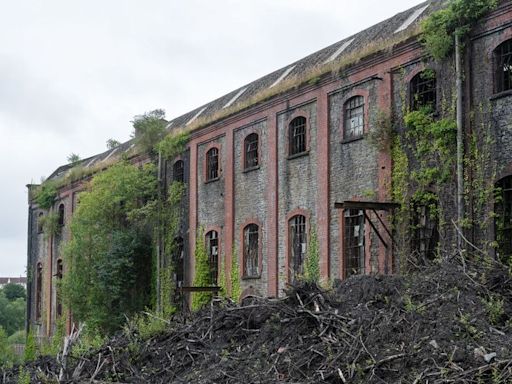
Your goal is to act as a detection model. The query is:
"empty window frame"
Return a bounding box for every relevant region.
[173,160,184,183]
[495,176,512,262]
[36,263,43,320]
[289,215,307,282]
[37,212,44,233]
[495,39,512,93]
[289,117,307,156]
[243,224,259,277]
[206,148,219,181]
[344,96,365,140]
[58,204,65,226]
[410,70,436,111]
[206,230,219,285]
[56,259,63,317]
[411,200,439,261]
[344,209,365,277]
[244,133,259,169]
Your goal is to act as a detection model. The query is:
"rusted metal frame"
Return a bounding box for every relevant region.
[371,208,394,243]
[179,286,221,293]
[362,210,388,249]
[334,201,400,211]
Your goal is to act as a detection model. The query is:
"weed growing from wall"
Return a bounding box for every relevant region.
[304,226,320,284]
[33,182,58,210]
[131,109,167,155]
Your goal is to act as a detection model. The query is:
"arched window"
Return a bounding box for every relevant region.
[495,176,512,262]
[289,116,307,156]
[36,263,43,320]
[205,230,219,285]
[58,204,65,226]
[344,209,365,277]
[411,195,439,262]
[37,212,44,233]
[344,96,365,140]
[495,39,512,93]
[173,160,184,183]
[244,133,259,169]
[289,215,307,282]
[56,259,63,317]
[410,70,436,111]
[206,148,219,181]
[243,224,259,277]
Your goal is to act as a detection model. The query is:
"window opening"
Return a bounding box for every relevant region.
[344,96,364,139]
[56,259,63,317]
[37,212,44,233]
[495,39,512,93]
[36,263,43,320]
[244,133,259,169]
[411,200,439,262]
[289,215,307,282]
[243,224,259,277]
[206,148,219,181]
[496,176,512,262]
[206,231,219,285]
[289,117,307,155]
[344,209,365,277]
[410,70,436,111]
[173,237,184,288]
[58,204,65,226]
[173,160,184,183]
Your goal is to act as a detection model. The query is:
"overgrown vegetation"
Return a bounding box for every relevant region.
[191,228,212,311]
[304,226,320,284]
[33,182,58,210]
[0,284,26,368]
[132,109,168,154]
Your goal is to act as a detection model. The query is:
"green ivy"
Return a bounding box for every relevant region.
[39,212,59,238]
[230,246,241,302]
[191,227,212,311]
[304,226,320,284]
[132,109,167,154]
[34,182,58,210]
[157,130,189,160]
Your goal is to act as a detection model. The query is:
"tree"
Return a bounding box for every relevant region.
[0,292,25,336]
[131,109,167,154]
[67,153,81,164]
[2,283,25,301]
[106,138,121,149]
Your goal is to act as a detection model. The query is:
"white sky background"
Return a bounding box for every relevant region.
[0,0,421,276]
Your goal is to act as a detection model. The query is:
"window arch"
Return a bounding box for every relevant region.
[205,230,219,285]
[206,148,219,181]
[58,204,65,226]
[344,96,365,140]
[495,176,512,262]
[37,212,44,233]
[243,224,259,277]
[289,215,307,282]
[410,70,436,111]
[244,133,259,169]
[36,263,43,320]
[495,39,512,93]
[56,259,63,317]
[173,160,184,183]
[289,116,307,156]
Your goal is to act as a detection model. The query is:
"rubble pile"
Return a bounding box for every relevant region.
[2,256,512,383]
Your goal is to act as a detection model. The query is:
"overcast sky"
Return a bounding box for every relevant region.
[0,0,421,276]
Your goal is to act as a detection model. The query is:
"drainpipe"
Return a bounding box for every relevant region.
[455,32,465,252]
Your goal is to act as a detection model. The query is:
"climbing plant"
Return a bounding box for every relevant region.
[304,226,320,284]
[34,182,58,210]
[191,227,212,311]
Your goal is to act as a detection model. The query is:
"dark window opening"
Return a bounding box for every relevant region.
[495,39,512,93]
[411,200,439,262]
[206,148,219,181]
[56,259,63,317]
[173,237,184,288]
[206,230,219,285]
[173,160,185,183]
[36,263,43,320]
[289,117,307,156]
[243,224,259,277]
[410,70,436,111]
[37,212,44,233]
[496,176,512,262]
[344,96,364,139]
[344,209,365,277]
[58,204,65,226]
[244,133,259,169]
[289,215,307,282]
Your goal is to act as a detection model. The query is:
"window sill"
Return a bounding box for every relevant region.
[341,136,364,144]
[490,89,512,101]
[242,275,261,280]
[243,165,260,173]
[204,177,220,184]
[287,150,309,160]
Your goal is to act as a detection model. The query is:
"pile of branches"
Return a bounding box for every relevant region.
[2,255,512,383]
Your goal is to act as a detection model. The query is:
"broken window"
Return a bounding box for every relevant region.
[243,224,259,277]
[56,259,63,317]
[37,212,44,233]
[344,96,364,140]
[411,197,439,262]
[410,70,436,111]
[173,237,184,288]
[289,116,307,156]
[344,209,365,277]
[244,133,259,169]
[495,39,512,93]
[58,204,65,226]
[206,148,219,181]
[36,263,43,320]
[289,215,307,282]
[173,160,184,183]
[206,230,219,285]
[495,176,512,262]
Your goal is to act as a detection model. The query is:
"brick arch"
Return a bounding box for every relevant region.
[340,88,370,139]
[239,218,263,279]
[284,108,312,156]
[487,30,512,94]
[285,208,311,283]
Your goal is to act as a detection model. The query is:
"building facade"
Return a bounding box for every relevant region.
[27,0,512,338]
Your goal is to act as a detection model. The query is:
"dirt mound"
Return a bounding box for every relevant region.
[2,257,512,383]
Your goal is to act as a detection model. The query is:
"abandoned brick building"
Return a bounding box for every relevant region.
[27,0,512,338]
